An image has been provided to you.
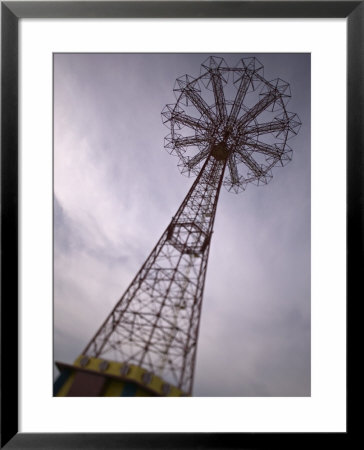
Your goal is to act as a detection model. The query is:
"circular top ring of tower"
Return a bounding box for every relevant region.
[161,56,301,193]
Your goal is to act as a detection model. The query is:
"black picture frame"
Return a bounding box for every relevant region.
[1,1,359,448]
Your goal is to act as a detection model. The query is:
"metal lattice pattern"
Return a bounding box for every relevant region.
[83,56,301,395]
[84,155,226,393]
[162,56,301,193]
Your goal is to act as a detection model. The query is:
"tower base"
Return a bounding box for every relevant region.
[54,355,187,397]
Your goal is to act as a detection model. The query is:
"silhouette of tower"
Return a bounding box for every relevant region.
[55,56,301,397]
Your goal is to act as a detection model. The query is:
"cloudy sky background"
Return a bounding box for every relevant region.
[54,53,310,396]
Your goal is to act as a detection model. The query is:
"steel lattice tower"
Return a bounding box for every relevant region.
[56,56,301,397]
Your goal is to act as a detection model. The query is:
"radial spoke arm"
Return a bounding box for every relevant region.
[244,119,288,137]
[210,72,227,121]
[184,88,215,122]
[235,147,265,177]
[186,147,210,169]
[236,91,277,129]
[173,135,206,149]
[172,111,209,132]
[228,74,251,124]
[243,140,282,159]
[227,156,239,186]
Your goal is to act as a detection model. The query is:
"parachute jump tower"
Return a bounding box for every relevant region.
[55,56,301,397]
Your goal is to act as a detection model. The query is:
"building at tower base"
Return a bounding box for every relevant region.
[54,356,187,397]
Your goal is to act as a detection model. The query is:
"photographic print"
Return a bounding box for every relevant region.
[53,53,310,397]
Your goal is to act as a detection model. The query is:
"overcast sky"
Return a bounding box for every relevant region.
[54,53,310,396]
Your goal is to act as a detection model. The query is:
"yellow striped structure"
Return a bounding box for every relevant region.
[54,355,187,397]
